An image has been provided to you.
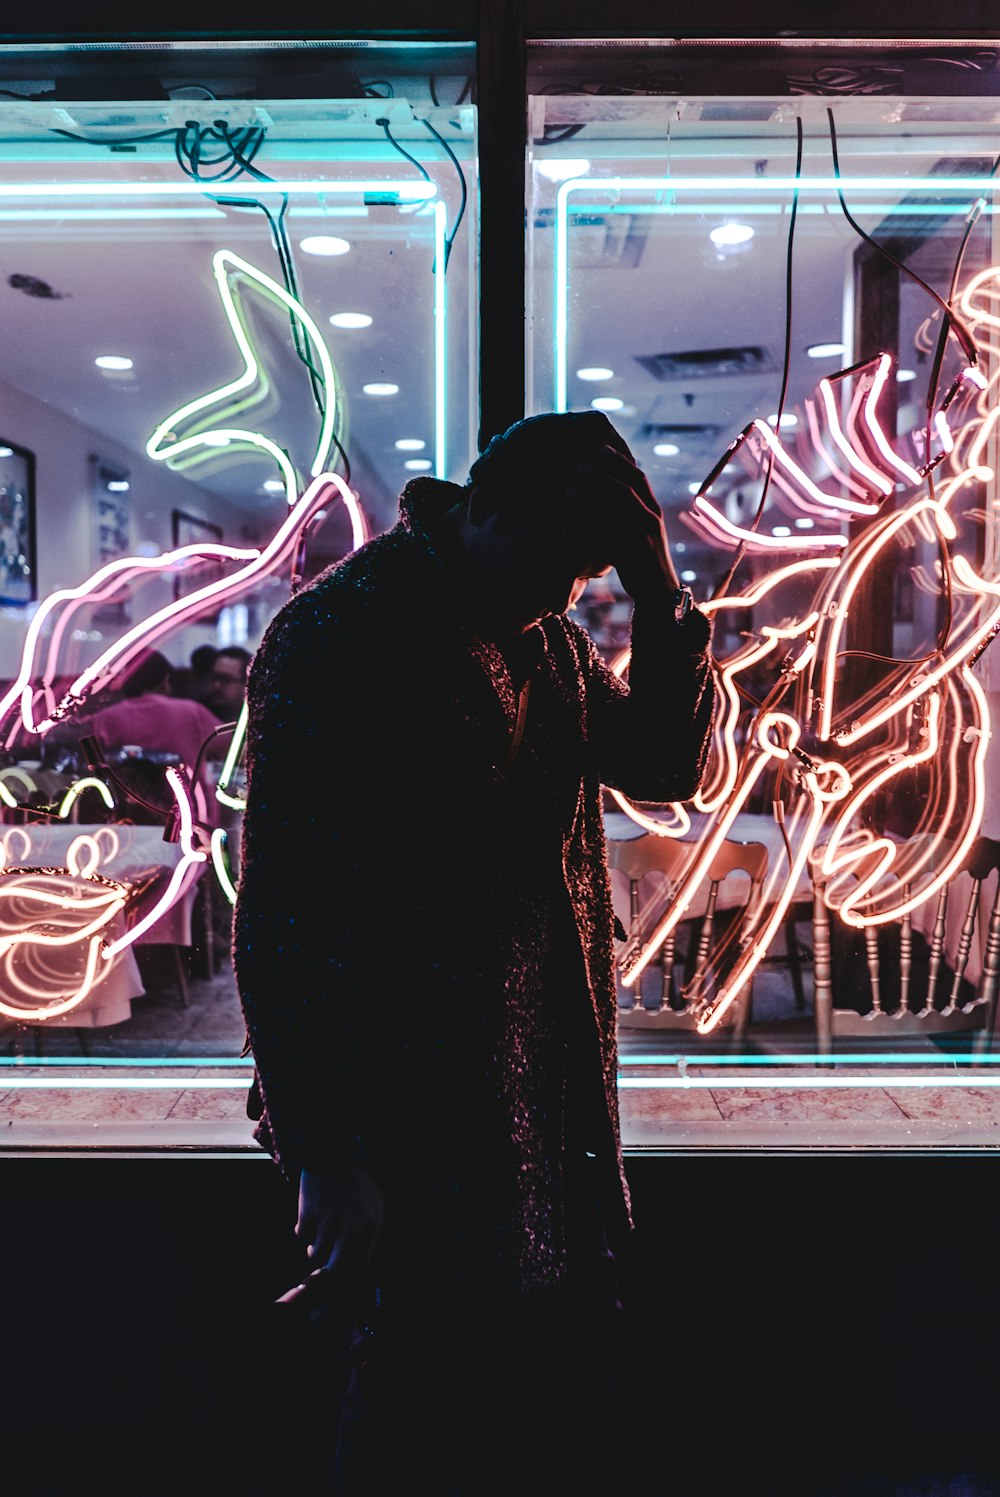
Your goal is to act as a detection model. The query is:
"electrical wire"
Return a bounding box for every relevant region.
[826,107,979,370]
[711,113,803,602]
[422,115,467,273]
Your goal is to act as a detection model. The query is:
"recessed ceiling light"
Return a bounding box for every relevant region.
[688,482,702,495]
[300,235,351,256]
[395,438,426,451]
[95,354,132,371]
[535,158,591,182]
[709,222,754,248]
[363,382,399,396]
[590,397,624,412]
[675,542,686,553]
[768,412,798,428]
[106,480,130,492]
[807,341,846,359]
[577,366,614,381]
[680,570,697,583]
[0,446,12,457]
[653,442,680,457]
[897,368,917,382]
[772,526,791,537]
[262,479,286,493]
[404,458,433,471]
[329,312,372,328]
[795,517,815,529]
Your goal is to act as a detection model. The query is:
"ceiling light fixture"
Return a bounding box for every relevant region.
[768,412,798,428]
[897,368,917,382]
[807,341,846,359]
[95,355,133,371]
[404,458,433,471]
[364,383,399,396]
[576,366,614,381]
[300,235,351,256]
[653,442,680,457]
[709,222,754,248]
[329,312,372,329]
[395,438,426,451]
[590,397,624,412]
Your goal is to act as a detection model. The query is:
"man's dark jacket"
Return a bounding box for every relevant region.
[233,476,715,1294]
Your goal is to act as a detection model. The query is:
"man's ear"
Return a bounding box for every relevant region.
[466,483,493,529]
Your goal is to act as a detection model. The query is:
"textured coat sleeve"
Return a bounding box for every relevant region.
[583,601,716,802]
[232,594,381,1185]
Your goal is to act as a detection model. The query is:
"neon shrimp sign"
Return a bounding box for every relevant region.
[0,249,368,1019]
[612,305,1000,1035]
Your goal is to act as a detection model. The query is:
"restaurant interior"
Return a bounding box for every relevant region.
[2,12,1000,1494]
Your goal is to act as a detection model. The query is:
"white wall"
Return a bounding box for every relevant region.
[0,376,247,683]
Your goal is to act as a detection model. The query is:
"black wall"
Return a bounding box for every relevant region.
[3,1153,998,1495]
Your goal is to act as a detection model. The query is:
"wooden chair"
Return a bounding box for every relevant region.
[811,835,1000,1054]
[608,833,768,1037]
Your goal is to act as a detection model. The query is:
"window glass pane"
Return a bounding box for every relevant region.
[0,42,477,1129]
[528,46,1000,1143]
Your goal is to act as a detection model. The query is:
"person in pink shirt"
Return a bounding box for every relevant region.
[85,648,223,829]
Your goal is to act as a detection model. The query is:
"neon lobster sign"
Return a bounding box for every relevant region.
[613,279,1000,1036]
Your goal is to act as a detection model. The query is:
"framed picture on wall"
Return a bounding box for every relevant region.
[171,508,224,603]
[0,439,37,606]
[90,453,132,624]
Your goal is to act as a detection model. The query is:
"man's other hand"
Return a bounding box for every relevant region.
[296,1164,385,1280]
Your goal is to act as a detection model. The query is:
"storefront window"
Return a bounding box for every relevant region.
[528,41,1000,1142]
[0,41,477,1134]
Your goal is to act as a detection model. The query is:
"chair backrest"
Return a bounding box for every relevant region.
[811,834,1000,1049]
[608,833,768,1021]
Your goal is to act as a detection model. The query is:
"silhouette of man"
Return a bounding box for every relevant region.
[234,411,715,1493]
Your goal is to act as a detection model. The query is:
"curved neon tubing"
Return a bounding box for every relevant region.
[58,777,115,819]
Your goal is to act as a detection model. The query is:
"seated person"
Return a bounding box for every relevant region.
[170,643,219,710]
[206,646,252,724]
[204,645,253,769]
[83,648,223,828]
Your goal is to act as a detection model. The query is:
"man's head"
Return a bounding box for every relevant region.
[120,648,173,699]
[459,410,633,631]
[209,646,252,718]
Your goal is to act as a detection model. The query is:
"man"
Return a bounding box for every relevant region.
[233,412,715,1492]
[207,645,252,723]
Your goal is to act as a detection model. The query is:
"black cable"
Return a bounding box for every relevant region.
[826,107,979,370]
[422,116,467,273]
[712,114,803,602]
[376,116,433,190]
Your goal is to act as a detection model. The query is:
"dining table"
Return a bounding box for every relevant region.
[0,820,205,1028]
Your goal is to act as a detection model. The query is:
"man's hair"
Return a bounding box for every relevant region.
[466,410,635,532]
[214,646,252,678]
[120,648,173,698]
[190,644,217,676]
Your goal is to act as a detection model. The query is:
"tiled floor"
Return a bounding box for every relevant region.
[3,939,1000,1150]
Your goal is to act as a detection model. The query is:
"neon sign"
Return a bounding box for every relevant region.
[611,324,1000,1035]
[0,245,377,1013]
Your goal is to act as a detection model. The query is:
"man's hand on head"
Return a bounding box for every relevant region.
[569,444,682,606]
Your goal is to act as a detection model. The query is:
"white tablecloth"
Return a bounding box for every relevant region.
[0,822,202,1027]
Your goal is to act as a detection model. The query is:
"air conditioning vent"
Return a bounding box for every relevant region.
[635,346,775,380]
[638,421,725,451]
